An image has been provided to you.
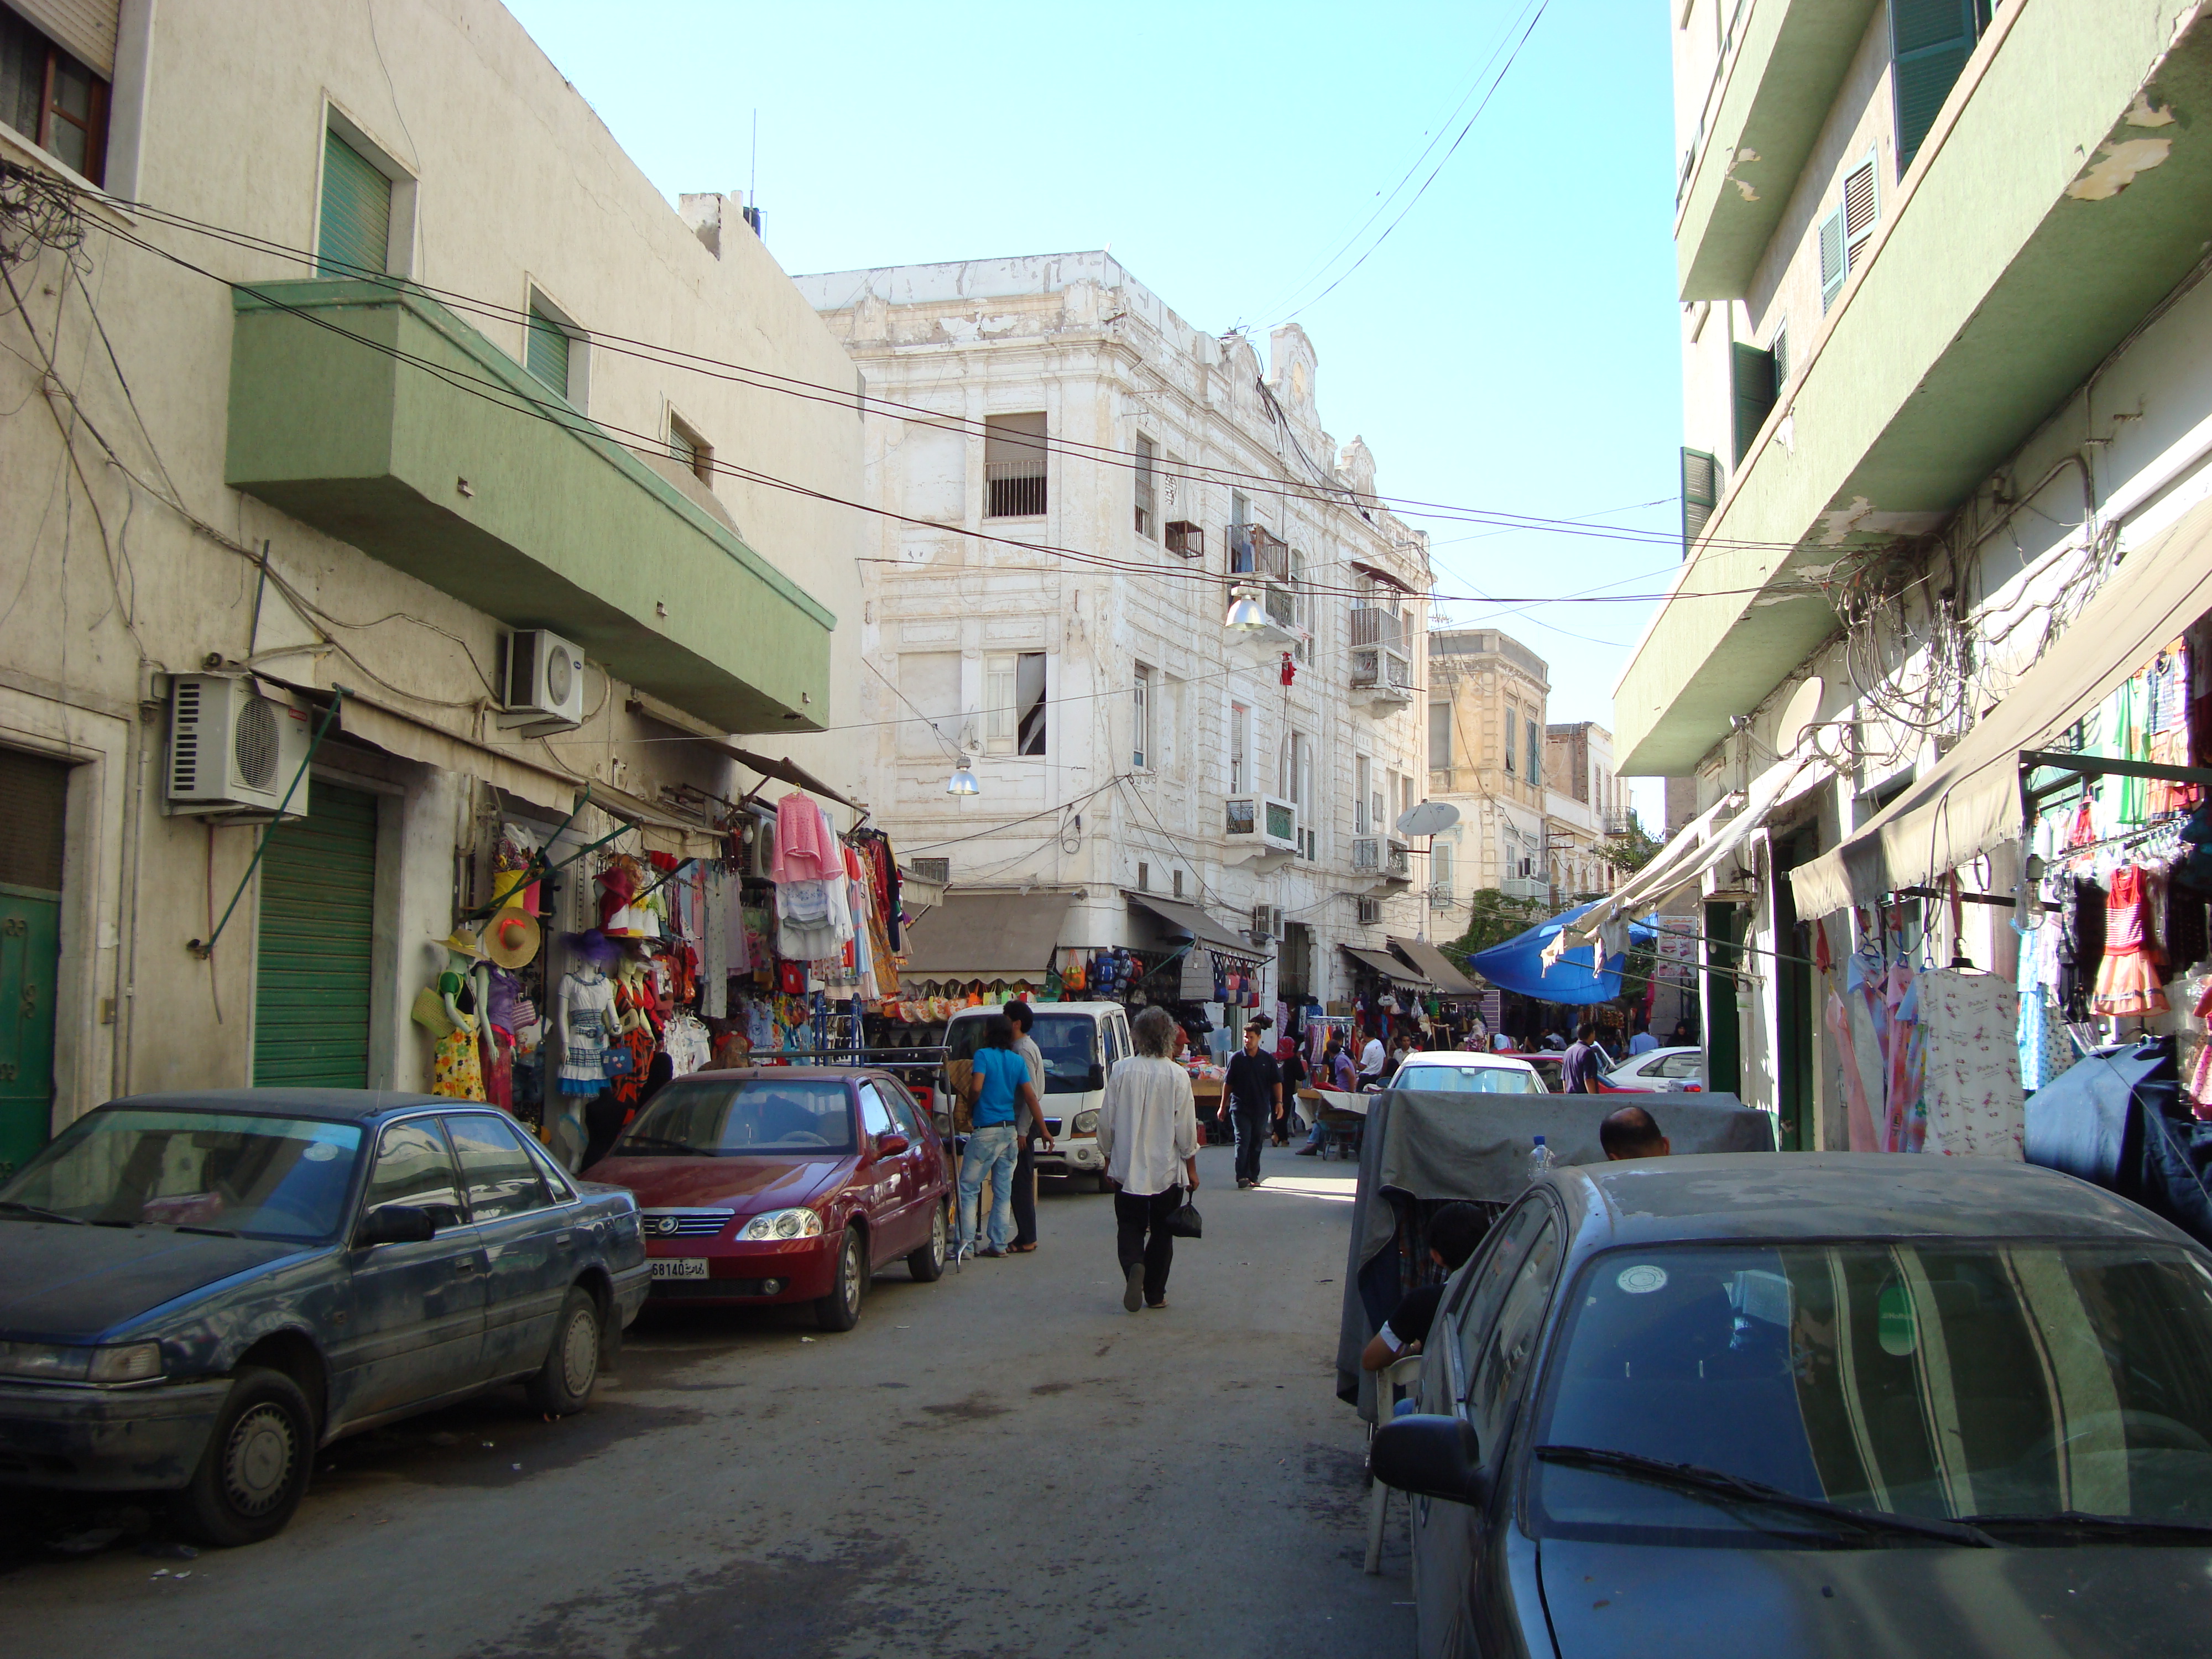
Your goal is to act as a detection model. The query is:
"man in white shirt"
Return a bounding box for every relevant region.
[1096,1006,1199,1311]
[1358,1032,1387,1091]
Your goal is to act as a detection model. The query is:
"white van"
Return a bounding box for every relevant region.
[941,1001,1132,1188]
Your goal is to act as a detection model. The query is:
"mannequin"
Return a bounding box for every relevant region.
[551,929,620,1170]
[430,929,490,1100]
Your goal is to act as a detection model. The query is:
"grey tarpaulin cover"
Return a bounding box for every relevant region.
[1333,1090,1775,1417]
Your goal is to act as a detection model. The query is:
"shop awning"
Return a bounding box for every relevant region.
[264,678,578,815]
[624,691,861,812]
[1343,945,1431,989]
[590,782,724,860]
[1386,936,1479,996]
[1469,902,1657,1008]
[900,892,1073,979]
[1791,495,2212,919]
[1125,893,1270,961]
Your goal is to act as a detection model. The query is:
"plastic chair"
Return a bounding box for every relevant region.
[1365,1352,1425,1574]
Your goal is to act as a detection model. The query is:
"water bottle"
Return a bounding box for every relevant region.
[1527,1134,1556,1183]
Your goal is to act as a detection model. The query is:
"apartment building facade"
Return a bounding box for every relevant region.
[1426,628,1551,914]
[793,255,1433,1015]
[1543,721,1626,905]
[0,0,860,1168]
[1619,0,2212,1145]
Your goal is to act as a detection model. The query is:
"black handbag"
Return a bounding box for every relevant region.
[1166,1188,1203,1239]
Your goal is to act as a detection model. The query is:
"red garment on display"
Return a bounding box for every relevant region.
[2093,865,2169,1017]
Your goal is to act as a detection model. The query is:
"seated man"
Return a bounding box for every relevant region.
[1600,1104,1670,1160]
[1361,1202,1490,1372]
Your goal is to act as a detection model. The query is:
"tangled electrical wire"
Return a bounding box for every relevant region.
[0,160,87,272]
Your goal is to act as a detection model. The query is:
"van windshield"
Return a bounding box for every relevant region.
[947,1013,1100,1094]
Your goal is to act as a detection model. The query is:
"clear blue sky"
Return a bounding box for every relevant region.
[506,0,1685,807]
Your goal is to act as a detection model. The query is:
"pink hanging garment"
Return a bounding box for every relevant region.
[772,792,835,883]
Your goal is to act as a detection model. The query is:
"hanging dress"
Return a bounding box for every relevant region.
[2092,865,2169,1016]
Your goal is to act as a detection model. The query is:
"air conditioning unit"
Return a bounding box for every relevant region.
[1251,903,1284,941]
[1356,895,1382,926]
[165,675,312,820]
[737,812,776,880]
[499,629,587,735]
[1225,794,1298,853]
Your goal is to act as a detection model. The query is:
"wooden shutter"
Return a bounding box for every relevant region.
[526,302,571,398]
[1818,203,1848,311]
[1681,448,1720,555]
[254,782,378,1088]
[12,0,116,77]
[1731,343,1778,466]
[317,129,390,278]
[1891,0,1987,173]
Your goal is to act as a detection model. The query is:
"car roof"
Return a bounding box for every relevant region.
[1540,1153,2194,1250]
[1399,1051,1537,1072]
[945,1002,1121,1018]
[102,1089,448,1123]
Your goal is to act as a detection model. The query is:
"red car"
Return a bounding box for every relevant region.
[581,1067,951,1332]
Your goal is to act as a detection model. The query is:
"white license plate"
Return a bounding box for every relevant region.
[650,1258,711,1280]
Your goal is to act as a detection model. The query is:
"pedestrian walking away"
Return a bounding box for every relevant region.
[1224,1024,1281,1187]
[1004,998,1046,1253]
[1095,1004,1198,1310]
[956,1015,1046,1259]
[1562,1021,1605,1094]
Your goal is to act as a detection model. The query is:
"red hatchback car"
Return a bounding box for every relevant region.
[581,1067,951,1332]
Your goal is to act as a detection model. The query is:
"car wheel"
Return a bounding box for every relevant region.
[908,1202,948,1282]
[171,1366,315,1547]
[816,1228,867,1332]
[524,1286,602,1416]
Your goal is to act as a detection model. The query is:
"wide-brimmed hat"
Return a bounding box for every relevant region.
[482,907,542,970]
[435,927,491,961]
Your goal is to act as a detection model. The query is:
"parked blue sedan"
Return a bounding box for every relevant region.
[0,1090,648,1546]
[1371,1155,2212,1657]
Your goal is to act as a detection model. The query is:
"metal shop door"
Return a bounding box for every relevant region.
[0,749,67,1178]
[254,782,378,1087]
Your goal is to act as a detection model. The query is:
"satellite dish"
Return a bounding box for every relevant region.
[1778,676,1825,753]
[1396,800,1460,837]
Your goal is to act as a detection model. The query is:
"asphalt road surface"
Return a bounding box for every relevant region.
[6,1139,1415,1658]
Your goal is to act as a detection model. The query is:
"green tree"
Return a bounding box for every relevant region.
[1443,888,1547,966]
[1597,813,1665,876]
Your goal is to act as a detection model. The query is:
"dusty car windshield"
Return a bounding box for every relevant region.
[1395,1064,1543,1095]
[1532,1241,2212,1542]
[946,1014,1098,1094]
[0,1110,363,1241]
[614,1079,855,1155]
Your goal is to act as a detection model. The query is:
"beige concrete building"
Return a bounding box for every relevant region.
[0,0,863,1168]
[1543,721,1625,905]
[1425,628,1549,917]
[792,254,1433,1015]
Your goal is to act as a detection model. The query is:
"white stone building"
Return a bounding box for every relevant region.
[1543,721,1626,905]
[792,254,1434,1019]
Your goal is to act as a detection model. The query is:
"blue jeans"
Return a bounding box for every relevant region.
[958,1123,1020,1251]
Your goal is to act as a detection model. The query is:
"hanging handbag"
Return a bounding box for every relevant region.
[1166,1186,1203,1239]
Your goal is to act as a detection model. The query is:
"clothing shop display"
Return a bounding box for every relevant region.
[2093,865,2169,1017]
[1917,969,2025,1159]
[557,964,617,1094]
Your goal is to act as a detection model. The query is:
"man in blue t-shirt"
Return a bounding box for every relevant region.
[958,1016,1045,1258]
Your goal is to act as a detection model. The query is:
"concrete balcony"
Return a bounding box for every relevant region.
[1676,0,1882,300]
[225,280,834,732]
[1621,3,2212,773]
[1349,607,1414,712]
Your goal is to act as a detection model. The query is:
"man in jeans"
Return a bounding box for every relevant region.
[1005,999,1047,1253]
[1223,1024,1281,1189]
[957,1016,1045,1259]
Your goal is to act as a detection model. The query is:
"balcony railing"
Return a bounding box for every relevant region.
[985,461,1046,519]
[1385,839,1412,881]
[1350,644,1412,693]
[1228,523,1291,581]
[1351,836,1381,874]
[1603,812,1636,838]
[1500,875,1548,901]
[1350,606,1404,651]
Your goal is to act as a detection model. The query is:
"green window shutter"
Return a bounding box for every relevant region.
[1891,0,1989,174]
[1681,447,1720,555]
[254,783,378,1088]
[317,129,390,278]
[1730,343,1778,466]
[526,302,571,398]
[1818,203,1848,311]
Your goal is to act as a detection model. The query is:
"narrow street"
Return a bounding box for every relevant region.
[2,1142,1412,1659]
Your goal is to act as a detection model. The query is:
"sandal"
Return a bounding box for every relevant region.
[1009,1243,1039,1253]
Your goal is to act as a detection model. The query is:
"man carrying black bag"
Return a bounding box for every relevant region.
[1095,1005,1200,1312]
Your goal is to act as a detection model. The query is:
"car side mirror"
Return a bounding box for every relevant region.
[354,1204,436,1248]
[1371,1414,1489,1506]
[875,1133,911,1157]
[1087,1063,1106,1091]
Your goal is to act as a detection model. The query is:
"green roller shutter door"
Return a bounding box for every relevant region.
[255,783,378,1087]
[318,128,391,278]
[0,747,66,1178]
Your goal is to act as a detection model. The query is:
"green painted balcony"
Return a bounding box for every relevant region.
[1621,1,2212,774]
[1676,0,1881,300]
[225,280,833,733]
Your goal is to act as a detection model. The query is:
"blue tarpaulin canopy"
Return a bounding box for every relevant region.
[1465,901,1655,1006]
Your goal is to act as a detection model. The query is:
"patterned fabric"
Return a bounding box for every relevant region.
[557,968,616,1096]
[434,1023,486,1101]
[1916,969,2024,1159]
[2093,865,2169,1016]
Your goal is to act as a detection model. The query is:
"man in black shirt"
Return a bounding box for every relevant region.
[1361,1203,1490,1371]
[1223,1024,1281,1189]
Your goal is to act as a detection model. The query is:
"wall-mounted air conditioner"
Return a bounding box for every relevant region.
[165,674,313,820]
[1225,794,1298,853]
[738,812,776,880]
[1356,895,1382,926]
[499,629,587,735]
[1251,903,1284,941]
